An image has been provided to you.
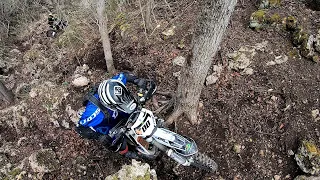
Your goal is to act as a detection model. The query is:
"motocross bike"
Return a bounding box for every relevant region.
[46,19,68,38]
[108,80,218,171]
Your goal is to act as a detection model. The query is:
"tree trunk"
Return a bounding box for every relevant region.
[0,81,14,104]
[167,0,237,125]
[145,0,154,31]
[97,0,116,74]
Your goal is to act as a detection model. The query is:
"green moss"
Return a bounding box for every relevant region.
[23,49,41,61]
[177,38,185,49]
[284,16,298,31]
[288,49,299,59]
[134,172,151,180]
[232,53,242,61]
[250,10,267,30]
[2,168,22,180]
[304,141,320,155]
[269,0,281,6]
[8,168,22,177]
[252,10,267,22]
[312,56,319,63]
[293,29,309,46]
[269,13,281,24]
[144,171,151,180]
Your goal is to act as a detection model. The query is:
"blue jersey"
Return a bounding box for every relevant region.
[78,73,129,135]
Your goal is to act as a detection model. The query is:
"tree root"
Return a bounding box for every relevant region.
[166,104,199,125]
[165,108,182,125]
[152,96,160,109]
[154,98,175,115]
[155,91,173,97]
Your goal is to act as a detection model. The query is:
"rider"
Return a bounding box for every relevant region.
[75,72,147,159]
[48,13,58,29]
[48,13,68,31]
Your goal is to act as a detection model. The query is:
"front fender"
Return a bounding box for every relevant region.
[152,128,198,156]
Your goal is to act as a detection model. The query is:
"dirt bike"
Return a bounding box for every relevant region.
[108,80,218,171]
[46,20,68,38]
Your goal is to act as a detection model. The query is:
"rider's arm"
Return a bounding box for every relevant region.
[75,124,100,140]
[122,72,147,89]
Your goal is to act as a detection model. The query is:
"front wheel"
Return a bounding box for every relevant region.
[190,153,218,171]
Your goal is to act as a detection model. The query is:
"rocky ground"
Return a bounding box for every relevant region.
[0,0,320,179]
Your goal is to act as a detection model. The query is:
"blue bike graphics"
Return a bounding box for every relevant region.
[78,73,129,135]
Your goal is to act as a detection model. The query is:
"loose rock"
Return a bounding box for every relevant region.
[61,120,70,129]
[29,149,60,173]
[316,29,320,53]
[241,68,254,75]
[173,71,181,80]
[105,159,157,180]
[295,140,320,175]
[29,88,38,98]
[66,105,79,124]
[267,55,288,66]
[162,26,176,37]
[249,10,267,30]
[274,175,281,180]
[234,144,242,154]
[172,56,186,66]
[206,65,223,85]
[294,175,320,180]
[72,76,89,87]
[312,109,320,122]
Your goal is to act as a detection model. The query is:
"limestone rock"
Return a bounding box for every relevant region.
[65,105,79,124]
[300,35,316,59]
[72,76,89,87]
[249,10,267,30]
[315,29,320,53]
[173,71,181,80]
[267,55,288,65]
[74,64,90,75]
[172,56,185,66]
[259,0,270,9]
[259,0,281,9]
[295,140,320,175]
[105,159,157,180]
[206,65,223,85]
[227,47,254,70]
[274,175,281,180]
[241,68,254,75]
[294,175,320,180]
[61,120,70,129]
[234,144,241,154]
[9,49,21,56]
[162,26,176,37]
[312,109,320,122]
[29,88,38,98]
[206,75,219,85]
[29,149,60,173]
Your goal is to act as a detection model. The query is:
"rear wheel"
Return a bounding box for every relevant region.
[190,153,218,171]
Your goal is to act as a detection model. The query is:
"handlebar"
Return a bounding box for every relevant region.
[137,80,156,105]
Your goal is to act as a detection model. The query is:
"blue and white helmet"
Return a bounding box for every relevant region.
[98,79,137,114]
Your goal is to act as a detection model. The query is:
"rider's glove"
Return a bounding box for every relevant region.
[134,78,147,90]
